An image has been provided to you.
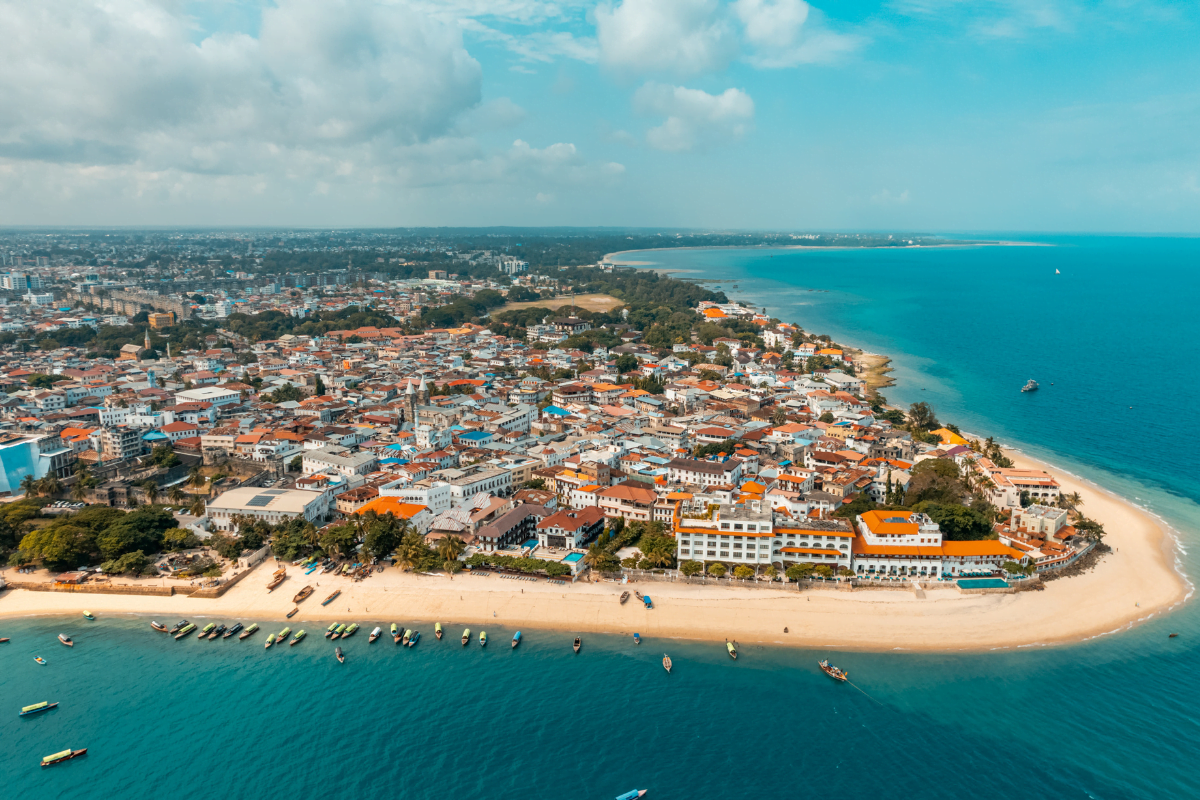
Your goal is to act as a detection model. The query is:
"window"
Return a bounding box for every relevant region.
[706,550,716,557]
[719,551,729,557]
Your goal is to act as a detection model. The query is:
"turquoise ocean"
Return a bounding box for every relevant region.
[4,236,1200,799]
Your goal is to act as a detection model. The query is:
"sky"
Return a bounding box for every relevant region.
[0,0,1197,231]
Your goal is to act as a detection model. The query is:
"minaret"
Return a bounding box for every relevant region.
[144,328,151,352]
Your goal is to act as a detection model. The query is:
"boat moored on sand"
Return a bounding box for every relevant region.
[620,591,630,605]
[292,586,314,603]
[321,589,341,606]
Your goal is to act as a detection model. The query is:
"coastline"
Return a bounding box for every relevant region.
[602,240,1049,264]
[2,452,1185,652]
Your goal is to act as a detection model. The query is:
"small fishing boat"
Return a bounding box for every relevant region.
[292,586,314,603]
[479,631,487,647]
[225,623,243,638]
[341,623,359,639]
[616,791,647,800]
[392,623,401,643]
[266,570,287,592]
[151,621,168,633]
[290,630,306,646]
[325,623,339,639]
[408,630,420,647]
[818,659,848,682]
[435,622,443,640]
[21,701,59,717]
[321,589,341,606]
[461,628,471,646]
[1021,379,1039,393]
[369,626,381,643]
[635,591,643,601]
[620,591,630,605]
[1170,633,1180,638]
[633,633,641,645]
[331,623,346,639]
[264,634,276,649]
[276,627,291,645]
[175,623,195,639]
[573,636,581,654]
[169,620,189,634]
[197,623,215,638]
[83,611,95,621]
[239,623,259,640]
[335,646,344,663]
[35,656,48,665]
[402,628,412,646]
[41,748,87,767]
[0,637,8,643]
[286,607,298,619]
[511,631,522,650]
[58,634,73,647]
[662,654,672,674]
[642,595,653,609]
[726,641,738,660]
[208,625,226,640]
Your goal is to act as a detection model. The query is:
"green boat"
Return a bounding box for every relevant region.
[174,623,196,640]
[290,630,306,646]
[41,748,87,767]
[342,623,359,639]
[238,623,259,640]
[264,633,276,649]
[391,623,400,643]
[82,611,95,621]
[331,623,346,639]
[480,631,487,647]
[435,622,442,640]
[197,623,215,638]
[21,701,58,717]
[325,623,339,639]
[276,627,291,644]
[461,628,470,646]
[402,628,412,646]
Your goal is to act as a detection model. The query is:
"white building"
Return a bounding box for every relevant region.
[175,386,241,408]
[205,487,330,531]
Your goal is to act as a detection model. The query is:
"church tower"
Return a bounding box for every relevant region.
[418,375,429,406]
[404,379,416,428]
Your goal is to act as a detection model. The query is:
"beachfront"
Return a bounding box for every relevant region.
[1,448,1184,652]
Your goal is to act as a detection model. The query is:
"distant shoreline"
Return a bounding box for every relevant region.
[602,239,1051,264]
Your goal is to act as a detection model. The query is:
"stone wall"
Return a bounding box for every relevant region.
[5,581,176,597]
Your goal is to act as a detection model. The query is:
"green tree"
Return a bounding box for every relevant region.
[187,466,206,489]
[169,485,186,505]
[162,527,200,551]
[95,507,174,560]
[763,565,778,580]
[102,549,150,576]
[149,445,180,468]
[818,411,835,423]
[911,502,994,541]
[211,534,243,560]
[680,559,704,577]
[1074,516,1106,542]
[523,478,546,490]
[436,535,466,571]
[905,459,965,505]
[786,563,815,582]
[314,376,326,395]
[19,525,96,571]
[814,565,833,578]
[143,480,160,505]
[19,475,36,497]
[289,455,303,473]
[771,406,787,426]
[70,480,90,502]
[394,529,431,571]
[189,497,207,517]
[732,564,754,579]
[908,401,939,431]
[614,353,639,374]
[319,523,358,560]
[707,562,727,578]
[363,515,409,560]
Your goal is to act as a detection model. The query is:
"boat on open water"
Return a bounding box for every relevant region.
[461,628,471,646]
[511,631,522,649]
[151,621,168,633]
[239,623,259,640]
[435,622,442,640]
[341,623,359,639]
[662,654,672,674]
[275,627,291,645]
[335,646,344,663]
[573,636,581,653]
[58,634,73,647]
[264,633,276,649]
[21,701,59,717]
[616,791,647,800]
[35,656,47,665]
[83,611,95,620]
[208,625,226,640]
[479,631,487,647]
[325,623,339,638]
[41,748,87,767]
[330,623,346,639]
[197,623,215,638]
[408,630,420,647]
[392,623,401,643]
[1022,379,1039,392]
[818,660,848,682]
[290,629,306,646]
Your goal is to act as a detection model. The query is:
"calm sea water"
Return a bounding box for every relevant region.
[5,236,1200,799]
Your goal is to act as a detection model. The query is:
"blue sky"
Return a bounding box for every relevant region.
[0,0,1197,231]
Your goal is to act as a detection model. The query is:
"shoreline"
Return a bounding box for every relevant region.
[602,240,1050,264]
[2,453,1185,652]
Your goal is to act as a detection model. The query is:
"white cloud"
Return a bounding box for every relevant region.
[734,0,865,66]
[634,82,754,151]
[871,188,911,205]
[595,0,737,77]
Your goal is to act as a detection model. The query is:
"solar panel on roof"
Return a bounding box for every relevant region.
[246,495,274,507]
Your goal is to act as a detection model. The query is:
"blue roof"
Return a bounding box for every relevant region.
[542,405,570,416]
[379,458,405,465]
[142,430,169,441]
[458,430,492,441]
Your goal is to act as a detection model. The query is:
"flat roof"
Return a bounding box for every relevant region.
[206,486,324,514]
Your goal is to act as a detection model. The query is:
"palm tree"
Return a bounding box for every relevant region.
[143,481,159,505]
[169,485,186,505]
[187,466,205,490]
[1062,491,1083,512]
[70,480,89,502]
[436,535,466,571]
[189,497,207,516]
[39,474,61,498]
[19,474,35,497]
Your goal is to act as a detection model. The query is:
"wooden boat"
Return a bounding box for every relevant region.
[620,591,630,605]
[168,620,188,634]
[276,627,291,645]
[41,748,87,767]
[239,623,259,640]
[286,607,298,619]
[58,634,73,647]
[511,631,521,650]
[633,633,641,645]
[35,656,47,665]
[435,622,442,640]
[83,611,95,620]
[264,634,276,649]
[208,625,226,640]
[335,646,344,664]
[634,591,643,601]
[479,631,487,647]
[174,623,195,639]
[1170,633,1180,638]
[21,701,59,717]
[402,628,412,646]
[818,660,848,682]
[325,623,339,639]
[392,623,401,643]
[225,623,243,638]
[461,628,470,646]
[151,621,168,633]
[321,589,341,606]
[0,637,8,643]
[266,570,287,592]
[726,641,738,660]
[197,623,215,638]
[290,630,306,646]
[642,595,653,609]
[408,630,420,647]
[573,636,581,653]
[369,626,381,643]
[331,623,346,639]
[662,654,672,674]
[341,623,359,639]
[616,791,647,800]
[292,586,314,603]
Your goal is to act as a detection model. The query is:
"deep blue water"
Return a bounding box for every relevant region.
[5,236,1200,799]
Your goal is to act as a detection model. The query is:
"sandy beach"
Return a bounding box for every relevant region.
[0,448,1186,651]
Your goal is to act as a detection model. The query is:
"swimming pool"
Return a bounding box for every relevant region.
[956,578,1010,589]
[562,552,583,563]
